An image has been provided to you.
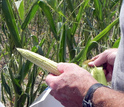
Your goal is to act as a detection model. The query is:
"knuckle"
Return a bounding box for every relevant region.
[49,82,57,89]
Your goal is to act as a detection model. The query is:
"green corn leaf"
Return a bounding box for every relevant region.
[46,39,55,58]
[18,0,25,20]
[17,60,33,83]
[45,0,57,9]
[67,28,75,60]
[29,65,38,104]
[110,0,120,9]
[39,1,57,40]
[1,71,12,99]
[21,1,39,30]
[103,0,106,8]
[31,35,39,46]
[39,38,45,47]
[66,0,76,18]
[18,93,27,107]
[25,69,34,94]
[71,37,91,63]
[1,84,6,104]
[93,0,103,21]
[58,1,66,62]
[8,68,22,95]
[71,0,90,36]
[92,18,119,41]
[88,17,119,52]
[2,0,21,47]
[30,74,46,105]
[35,75,46,94]
[38,46,44,56]
[73,18,119,64]
[108,10,117,20]
[65,0,90,62]
[21,66,36,106]
[38,38,46,56]
[21,66,40,106]
[112,37,120,48]
[58,24,66,62]
[15,0,25,20]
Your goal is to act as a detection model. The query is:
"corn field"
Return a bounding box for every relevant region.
[0,0,122,106]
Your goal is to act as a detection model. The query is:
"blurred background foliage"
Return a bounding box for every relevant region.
[0,0,122,106]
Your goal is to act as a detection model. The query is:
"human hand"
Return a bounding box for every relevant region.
[88,48,117,81]
[46,63,97,107]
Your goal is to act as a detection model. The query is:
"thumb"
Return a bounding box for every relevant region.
[45,74,58,89]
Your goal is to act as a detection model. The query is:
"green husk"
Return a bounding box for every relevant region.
[82,60,107,86]
[91,67,107,86]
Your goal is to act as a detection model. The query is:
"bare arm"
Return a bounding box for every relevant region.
[92,86,124,107]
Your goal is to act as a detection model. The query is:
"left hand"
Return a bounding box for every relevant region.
[88,49,117,81]
[46,63,97,107]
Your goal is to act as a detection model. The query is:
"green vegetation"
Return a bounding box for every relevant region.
[0,0,122,106]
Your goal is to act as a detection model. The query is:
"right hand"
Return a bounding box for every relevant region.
[88,48,117,81]
[46,63,97,107]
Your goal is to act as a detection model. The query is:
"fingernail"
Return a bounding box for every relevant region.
[88,62,94,65]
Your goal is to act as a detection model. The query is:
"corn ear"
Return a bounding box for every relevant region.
[91,67,107,86]
[82,60,107,86]
[17,48,61,76]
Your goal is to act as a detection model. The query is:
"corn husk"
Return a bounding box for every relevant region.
[91,67,107,86]
[82,60,107,86]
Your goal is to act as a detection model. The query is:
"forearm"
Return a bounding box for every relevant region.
[92,87,124,107]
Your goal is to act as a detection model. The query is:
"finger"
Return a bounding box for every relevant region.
[88,55,107,67]
[90,55,99,61]
[107,52,117,65]
[57,62,66,73]
[106,72,112,82]
[106,64,113,82]
[106,64,113,72]
[57,63,79,73]
[50,90,67,101]
[45,74,58,89]
[103,69,107,76]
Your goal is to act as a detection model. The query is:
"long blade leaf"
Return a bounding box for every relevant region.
[21,1,39,30]
[15,0,25,20]
[39,1,57,40]
[2,0,21,47]
[66,0,76,18]
[88,18,119,51]
[71,0,90,35]
[1,71,12,98]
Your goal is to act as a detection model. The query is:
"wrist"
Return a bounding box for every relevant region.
[92,86,110,107]
[83,82,97,98]
[82,83,108,107]
[81,74,98,98]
